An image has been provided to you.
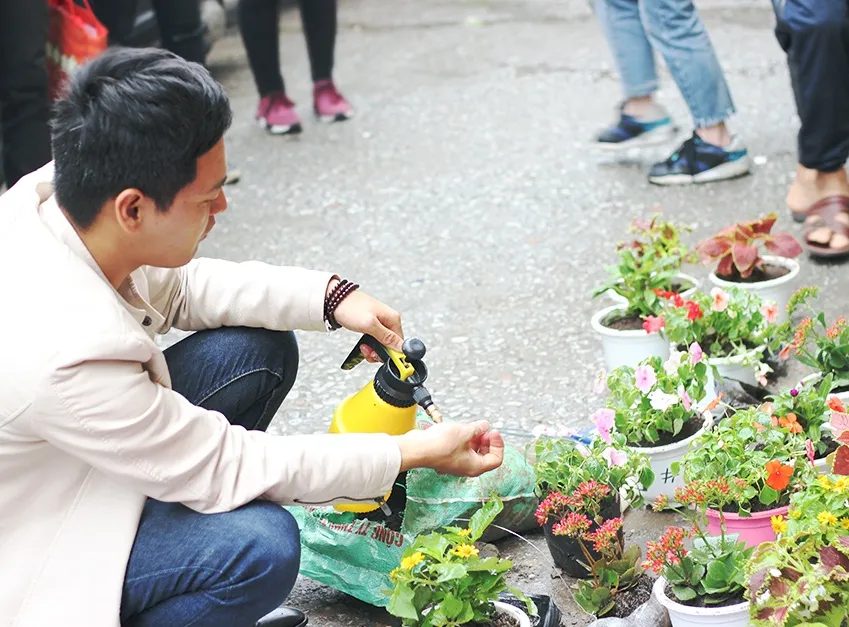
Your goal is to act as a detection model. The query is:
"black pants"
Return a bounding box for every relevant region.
[90,0,207,65]
[0,0,52,188]
[773,0,849,172]
[238,0,337,97]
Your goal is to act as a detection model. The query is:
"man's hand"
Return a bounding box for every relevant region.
[394,420,505,477]
[328,280,404,358]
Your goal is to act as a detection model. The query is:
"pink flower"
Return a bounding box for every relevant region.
[642,316,665,334]
[603,447,628,467]
[710,287,730,313]
[678,385,692,411]
[760,302,780,324]
[806,439,815,466]
[688,342,703,364]
[591,408,615,445]
[634,365,657,394]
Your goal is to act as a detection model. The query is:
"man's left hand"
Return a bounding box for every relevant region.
[330,282,404,360]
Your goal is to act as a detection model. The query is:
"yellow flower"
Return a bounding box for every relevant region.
[840,518,849,531]
[770,515,787,534]
[389,567,402,581]
[458,528,472,537]
[818,476,833,491]
[452,544,480,559]
[835,477,849,492]
[400,552,424,570]
[818,511,838,527]
[789,509,802,520]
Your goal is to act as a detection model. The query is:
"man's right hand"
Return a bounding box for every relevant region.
[394,420,504,477]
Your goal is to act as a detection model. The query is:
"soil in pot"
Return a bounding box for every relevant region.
[716,263,791,284]
[718,497,791,515]
[607,574,654,618]
[473,614,519,627]
[628,415,703,448]
[602,311,645,332]
[664,581,746,609]
[817,434,840,460]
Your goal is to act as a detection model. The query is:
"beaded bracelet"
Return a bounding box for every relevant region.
[324,279,360,331]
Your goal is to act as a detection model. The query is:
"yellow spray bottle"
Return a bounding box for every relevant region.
[330,334,442,514]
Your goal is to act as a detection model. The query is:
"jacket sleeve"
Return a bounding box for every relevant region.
[30,336,401,513]
[142,258,336,333]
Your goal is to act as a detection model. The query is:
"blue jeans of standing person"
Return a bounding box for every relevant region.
[120,328,301,627]
[594,0,736,128]
[771,0,849,172]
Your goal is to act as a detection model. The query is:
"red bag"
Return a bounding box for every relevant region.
[46,0,109,100]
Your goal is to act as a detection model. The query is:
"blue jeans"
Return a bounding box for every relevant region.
[120,328,301,627]
[594,0,736,128]
[772,0,849,172]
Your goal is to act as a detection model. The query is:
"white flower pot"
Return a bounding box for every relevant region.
[653,577,750,627]
[708,346,767,388]
[628,417,711,504]
[708,255,800,324]
[492,601,531,627]
[606,272,700,306]
[592,305,670,371]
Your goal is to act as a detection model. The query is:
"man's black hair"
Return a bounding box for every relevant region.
[51,47,232,229]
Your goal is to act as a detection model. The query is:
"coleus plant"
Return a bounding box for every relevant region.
[695,213,802,279]
[746,411,849,626]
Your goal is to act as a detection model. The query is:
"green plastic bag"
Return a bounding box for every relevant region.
[286,416,538,607]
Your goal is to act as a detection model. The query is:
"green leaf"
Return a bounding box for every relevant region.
[690,564,706,586]
[439,595,463,619]
[639,466,655,490]
[759,486,778,506]
[432,563,467,582]
[414,533,450,559]
[468,497,504,542]
[507,586,538,617]
[457,601,475,624]
[466,557,511,573]
[672,585,698,601]
[387,583,418,620]
[705,560,729,586]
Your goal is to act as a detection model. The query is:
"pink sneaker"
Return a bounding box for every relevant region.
[256,92,302,135]
[313,79,354,122]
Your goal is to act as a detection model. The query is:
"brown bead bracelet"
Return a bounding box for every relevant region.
[324,278,360,331]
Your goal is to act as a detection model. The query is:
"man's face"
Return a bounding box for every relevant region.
[139,139,228,267]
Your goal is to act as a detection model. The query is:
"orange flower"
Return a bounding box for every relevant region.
[704,393,723,413]
[771,415,780,427]
[765,460,794,491]
[828,396,846,413]
[779,413,803,435]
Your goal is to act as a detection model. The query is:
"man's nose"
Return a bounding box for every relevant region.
[211,192,227,214]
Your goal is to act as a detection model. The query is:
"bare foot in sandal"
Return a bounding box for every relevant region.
[804,196,849,258]
[787,165,849,222]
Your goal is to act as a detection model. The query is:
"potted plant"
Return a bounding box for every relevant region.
[747,410,849,626]
[779,288,849,402]
[603,215,700,306]
[591,217,695,370]
[386,497,537,627]
[644,482,754,627]
[761,374,837,474]
[679,406,816,547]
[696,213,803,323]
[604,346,716,503]
[659,286,807,389]
[531,431,653,577]
[538,481,653,618]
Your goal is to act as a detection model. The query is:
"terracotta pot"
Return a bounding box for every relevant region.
[705,505,790,548]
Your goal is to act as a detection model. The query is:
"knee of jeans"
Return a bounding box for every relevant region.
[640,1,703,43]
[263,330,299,389]
[242,503,302,603]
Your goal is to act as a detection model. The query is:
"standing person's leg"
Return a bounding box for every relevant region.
[593,0,677,149]
[0,0,52,189]
[774,0,849,257]
[120,328,308,627]
[239,0,303,135]
[639,0,751,185]
[298,0,353,122]
[152,0,208,66]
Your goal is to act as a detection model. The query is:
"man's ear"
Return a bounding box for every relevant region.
[113,189,156,234]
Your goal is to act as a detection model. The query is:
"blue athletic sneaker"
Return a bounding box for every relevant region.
[595,106,677,150]
[648,132,751,185]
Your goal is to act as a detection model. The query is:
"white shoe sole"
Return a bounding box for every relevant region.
[596,124,678,151]
[316,111,355,123]
[257,118,302,135]
[649,155,752,186]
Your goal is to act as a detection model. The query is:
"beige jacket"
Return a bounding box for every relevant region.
[0,164,402,627]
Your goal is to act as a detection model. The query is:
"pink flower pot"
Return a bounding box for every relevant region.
[705,505,789,548]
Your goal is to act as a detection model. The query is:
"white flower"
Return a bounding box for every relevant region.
[649,390,679,412]
[663,351,684,376]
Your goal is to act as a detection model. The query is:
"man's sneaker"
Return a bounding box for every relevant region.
[256,92,302,135]
[595,106,677,150]
[648,133,751,186]
[313,79,354,122]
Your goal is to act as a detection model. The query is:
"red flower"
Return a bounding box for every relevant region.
[642,316,665,334]
[671,294,685,307]
[552,512,592,538]
[828,396,846,413]
[654,289,676,300]
[765,460,794,491]
[685,301,703,321]
[643,527,690,574]
[584,518,623,555]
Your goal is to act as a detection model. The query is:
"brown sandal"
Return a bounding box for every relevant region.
[803,196,849,258]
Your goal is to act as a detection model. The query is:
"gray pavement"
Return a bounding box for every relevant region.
[188,0,847,624]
